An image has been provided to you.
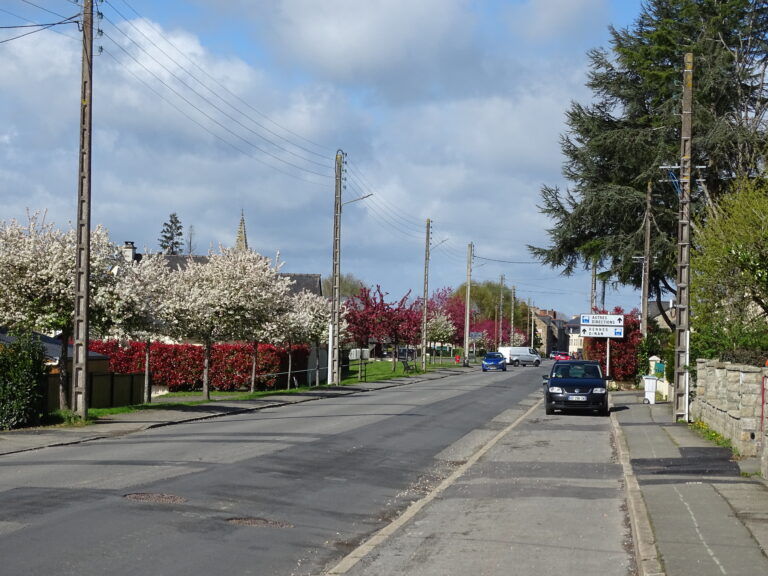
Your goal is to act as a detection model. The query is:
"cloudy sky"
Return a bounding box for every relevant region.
[1,0,645,318]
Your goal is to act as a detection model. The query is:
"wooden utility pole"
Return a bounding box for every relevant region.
[674,53,693,421]
[590,259,597,312]
[498,275,505,348]
[72,0,94,418]
[421,219,431,371]
[330,150,344,386]
[462,243,473,366]
[641,181,652,337]
[510,286,516,345]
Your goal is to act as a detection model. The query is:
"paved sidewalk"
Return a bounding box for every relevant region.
[612,390,768,576]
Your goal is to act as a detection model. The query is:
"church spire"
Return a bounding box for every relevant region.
[235,210,249,251]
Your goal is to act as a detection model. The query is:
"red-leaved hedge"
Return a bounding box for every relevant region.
[89,340,310,391]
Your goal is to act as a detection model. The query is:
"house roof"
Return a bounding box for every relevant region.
[141,253,323,298]
[0,328,108,363]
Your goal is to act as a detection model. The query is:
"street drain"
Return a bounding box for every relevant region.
[124,493,188,505]
[227,517,293,529]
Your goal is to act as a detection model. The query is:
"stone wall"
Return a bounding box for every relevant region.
[691,359,767,476]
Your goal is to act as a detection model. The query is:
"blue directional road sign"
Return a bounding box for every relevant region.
[580,314,624,326]
[581,325,624,338]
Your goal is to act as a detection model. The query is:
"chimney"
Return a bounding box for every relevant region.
[122,241,136,263]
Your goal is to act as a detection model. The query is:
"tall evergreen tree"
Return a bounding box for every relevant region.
[530,0,768,312]
[158,213,184,255]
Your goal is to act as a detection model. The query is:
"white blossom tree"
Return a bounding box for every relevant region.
[426,311,456,361]
[0,213,121,409]
[102,253,171,403]
[164,248,292,399]
[266,290,330,388]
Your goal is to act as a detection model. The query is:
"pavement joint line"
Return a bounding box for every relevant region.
[323,397,544,576]
[611,410,666,576]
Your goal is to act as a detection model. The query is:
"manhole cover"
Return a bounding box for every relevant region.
[227,517,293,529]
[124,493,188,504]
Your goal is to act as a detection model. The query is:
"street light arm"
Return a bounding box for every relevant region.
[342,193,373,206]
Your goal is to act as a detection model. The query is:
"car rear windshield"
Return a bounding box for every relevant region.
[486,353,503,359]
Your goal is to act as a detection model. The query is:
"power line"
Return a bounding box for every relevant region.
[106,0,333,160]
[0,13,78,43]
[18,0,69,19]
[100,41,330,187]
[100,18,333,180]
[474,254,538,264]
[102,3,331,171]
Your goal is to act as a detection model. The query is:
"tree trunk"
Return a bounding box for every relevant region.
[392,340,398,372]
[286,344,293,390]
[250,342,259,392]
[57,326,71,411]
[202,340,211,401]
[143,339,152,404]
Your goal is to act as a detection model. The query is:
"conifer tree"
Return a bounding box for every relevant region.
[158,213,184,255]
[531,0,768,306]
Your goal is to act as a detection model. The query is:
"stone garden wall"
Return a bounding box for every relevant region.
[691,359,767,476]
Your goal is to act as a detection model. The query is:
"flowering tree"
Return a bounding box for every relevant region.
[0,213,121,409]
[344,285,388,350]
[380,291,421,371]
[229,256,293,392]
[444,292,469,345]
[426,311,456,347]
[164,248,292,399]
[101,253,171,403]
[266,290,331,388]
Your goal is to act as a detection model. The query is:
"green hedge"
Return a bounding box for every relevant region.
[0,331,47,430]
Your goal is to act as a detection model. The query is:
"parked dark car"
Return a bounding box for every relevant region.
[482,352,507,372]
[542,360,609,416]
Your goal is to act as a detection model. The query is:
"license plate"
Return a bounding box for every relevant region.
[568,395,587,401]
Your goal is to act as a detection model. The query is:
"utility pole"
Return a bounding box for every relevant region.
[641,181,652,337]
[421,219,431,371]
[674,53,693,421]
[590,259,597,312]
[463,243,473,366]
[72,0,94,418]
[510,286,516,345]
[528,298,533,346]
[330,150,344,386]
[498,274,505,348]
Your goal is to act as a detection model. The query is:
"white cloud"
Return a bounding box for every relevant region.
[506,0,609,44]
[0,1,643,316]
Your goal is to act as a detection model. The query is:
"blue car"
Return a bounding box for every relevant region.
[482,352,507,372]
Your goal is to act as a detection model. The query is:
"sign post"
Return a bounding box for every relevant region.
[580,314,625,379]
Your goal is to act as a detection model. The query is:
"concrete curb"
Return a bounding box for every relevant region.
[611,411,666,576]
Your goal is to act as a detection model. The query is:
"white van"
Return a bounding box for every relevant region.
[498,346,541,367]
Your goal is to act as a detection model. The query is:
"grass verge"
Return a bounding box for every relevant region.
[688,419,739,457]
[53,359,462,424]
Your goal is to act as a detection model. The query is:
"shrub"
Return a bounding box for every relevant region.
[89,340,310,391]
[0,331,47,430]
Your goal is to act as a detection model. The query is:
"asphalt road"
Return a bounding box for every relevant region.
[0,366,632,576]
